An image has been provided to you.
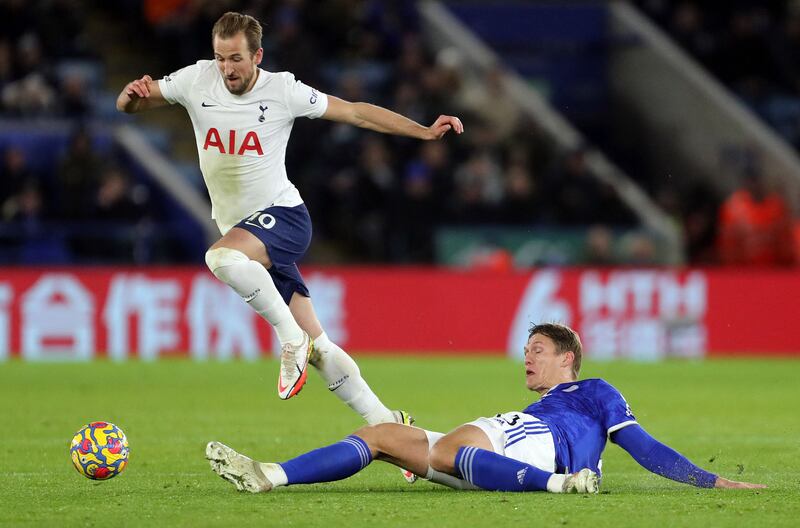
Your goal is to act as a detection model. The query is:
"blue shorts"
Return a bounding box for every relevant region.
[234,203,312,305]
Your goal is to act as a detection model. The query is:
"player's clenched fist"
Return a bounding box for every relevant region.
[125,75,153,99]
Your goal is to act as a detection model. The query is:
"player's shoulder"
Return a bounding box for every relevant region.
[193,60,219,78]
[266,70,300,87]
[579,377,611,387]
[581,377,617,389]
[267,70,323,91]
[576,378,624,396]
[240,70,294,100]
[165,60,214,83]
[195,59,216,69]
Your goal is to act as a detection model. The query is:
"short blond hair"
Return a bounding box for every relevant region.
[211,12,262,55]
[529,323,582,379]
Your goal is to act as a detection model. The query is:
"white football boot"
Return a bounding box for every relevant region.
[277,333,312,400]
[206,441,274,493]
[562,468,600,494]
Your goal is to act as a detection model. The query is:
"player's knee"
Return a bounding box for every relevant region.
[204,247,249,275]
[352,424,393,454]
[428,441,458,474]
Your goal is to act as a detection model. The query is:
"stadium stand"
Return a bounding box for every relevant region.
[631,0,800,265]
[634,1,800,149]
[2,1,798,267]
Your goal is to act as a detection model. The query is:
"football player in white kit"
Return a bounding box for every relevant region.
[116,12,463,428]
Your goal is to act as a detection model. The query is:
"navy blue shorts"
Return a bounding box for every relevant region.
[234,203,312,304]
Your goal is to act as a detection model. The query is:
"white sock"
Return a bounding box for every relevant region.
[546,473,567,493]
[259,462,288,487]
[206,248,303,345]
[311,331,395,424]
[421,430,478,490]
[425,466,478,490]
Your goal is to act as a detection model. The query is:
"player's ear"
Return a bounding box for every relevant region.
[562,350,575,369]
[254,48,263,65]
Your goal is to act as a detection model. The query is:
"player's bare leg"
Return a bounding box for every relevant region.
[354,423,475,489]
[207,424,431,493]
[353,423,432,476]
[205,227,310,399]
[428,424,495,475]
[206,422,595,494]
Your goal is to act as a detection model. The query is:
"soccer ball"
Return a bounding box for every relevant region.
[70,422,130,480]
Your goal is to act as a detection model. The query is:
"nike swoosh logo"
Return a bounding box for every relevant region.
[278,363,304,394]
[201,102,217,107]
[278,378,289,393]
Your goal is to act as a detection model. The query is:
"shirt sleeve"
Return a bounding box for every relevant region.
[596,381,638,435]
[158,62,201,107]
[612,424,718,488]
[281,72,328,119]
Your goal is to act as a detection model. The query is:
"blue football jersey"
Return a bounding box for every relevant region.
[521,378,637,474]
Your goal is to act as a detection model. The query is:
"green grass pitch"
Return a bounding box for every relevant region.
[1,357,799,527]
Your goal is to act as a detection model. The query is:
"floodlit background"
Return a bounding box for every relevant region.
[4,0,800,268]
[1,0,799,360]
[1,2,799,525]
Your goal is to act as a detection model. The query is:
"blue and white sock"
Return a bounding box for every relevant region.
[455,446,561,492]
[279,435,372,485]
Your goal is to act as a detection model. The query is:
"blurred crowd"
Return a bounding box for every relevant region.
[2,127,150,218]
[0,0,158,263]
[124,0,638,263]
[636,0,800,150]
[3,0,800,266]
[0,0,94,118]
[0,128,155,262]
[635,0,800,266]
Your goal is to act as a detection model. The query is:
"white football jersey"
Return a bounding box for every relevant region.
[158,60,329,234]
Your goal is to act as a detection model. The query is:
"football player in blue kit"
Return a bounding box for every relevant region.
[206,323,765,494]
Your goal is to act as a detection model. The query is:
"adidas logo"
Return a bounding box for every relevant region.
[517,467,528,485]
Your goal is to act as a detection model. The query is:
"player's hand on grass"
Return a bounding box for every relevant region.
[125,75,154,99]
[714,476,766,489]
[426,115,464,140]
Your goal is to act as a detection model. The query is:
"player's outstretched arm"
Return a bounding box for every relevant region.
[322,96,463,140]
[116,75,169,114]
[611,424,766,489]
